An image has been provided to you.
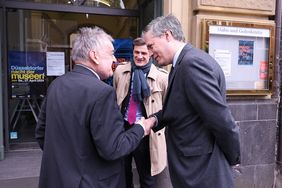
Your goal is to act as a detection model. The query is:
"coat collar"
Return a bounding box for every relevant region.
[72,64,99,79]
[168,43,192,85]
[174,44,192,69]
[147,63,159,81]
[118,61,159,81]
[164,44,193,106]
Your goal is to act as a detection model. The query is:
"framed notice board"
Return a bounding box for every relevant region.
[201,19,275,96]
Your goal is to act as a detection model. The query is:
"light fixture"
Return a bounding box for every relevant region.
[94,0,111,7]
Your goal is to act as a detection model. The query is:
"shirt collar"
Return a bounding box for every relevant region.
[76,64,100,80]
[172,44,186,68]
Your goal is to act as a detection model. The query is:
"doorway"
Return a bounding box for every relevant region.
[3,0,161,150]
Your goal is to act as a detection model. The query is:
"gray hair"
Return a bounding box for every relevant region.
[71,27,113,62]
[142,14,185,42]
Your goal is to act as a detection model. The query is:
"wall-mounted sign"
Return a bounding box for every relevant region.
[46,52,65,76]
[201,19,275,96]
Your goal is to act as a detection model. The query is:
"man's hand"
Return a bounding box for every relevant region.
[136,117,156,136]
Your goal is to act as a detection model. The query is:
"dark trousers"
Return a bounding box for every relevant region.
[124,121,155,188]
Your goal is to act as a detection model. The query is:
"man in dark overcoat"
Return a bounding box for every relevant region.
[142,14,241,188]
[35,27,152,188]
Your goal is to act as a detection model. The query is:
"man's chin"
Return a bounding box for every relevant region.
[156,61,167,67]
[101,72,113,81]
[135,62,147,67]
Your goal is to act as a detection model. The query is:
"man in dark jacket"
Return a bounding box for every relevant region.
[142,14,240,188]
[35,27,152,188]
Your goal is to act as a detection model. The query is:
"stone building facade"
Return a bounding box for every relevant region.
[163,0,279,187]
[0,0,280,187]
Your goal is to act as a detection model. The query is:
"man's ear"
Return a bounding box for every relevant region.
[164,30,173,41]
[89,50,99,65]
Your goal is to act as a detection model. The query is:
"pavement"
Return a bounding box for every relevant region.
[0,147,172,188]
[0,149,42,188]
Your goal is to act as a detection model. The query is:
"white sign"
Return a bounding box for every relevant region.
[210,25,270,38]
[214,50,232,77]
[46,52,65,76]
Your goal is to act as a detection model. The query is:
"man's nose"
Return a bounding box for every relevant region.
[113,55,117,62]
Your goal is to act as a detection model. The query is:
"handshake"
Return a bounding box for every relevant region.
[135,116,157,136]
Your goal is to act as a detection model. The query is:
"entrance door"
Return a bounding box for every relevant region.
[4,1,145,150]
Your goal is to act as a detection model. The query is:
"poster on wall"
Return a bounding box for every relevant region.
[46,52,65,76]
[238,40,254,65]
[8,51,46,98]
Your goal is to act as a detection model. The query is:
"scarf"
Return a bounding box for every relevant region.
[131,59,152,102]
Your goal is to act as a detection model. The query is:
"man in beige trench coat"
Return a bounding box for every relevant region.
[113,37,172,188]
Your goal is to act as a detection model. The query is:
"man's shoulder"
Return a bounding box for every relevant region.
[151,64,168,75]
[114,61,131,74]
[156,67,168,74]
[155,67,169,81]
[149,65,168,83]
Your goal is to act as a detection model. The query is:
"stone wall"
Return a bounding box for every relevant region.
[229,101,277,187]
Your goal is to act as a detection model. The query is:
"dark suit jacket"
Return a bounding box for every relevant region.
[35,65,144,188]
[154,44,240,188]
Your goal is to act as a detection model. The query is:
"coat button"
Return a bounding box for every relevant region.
[158,133,161,136]
[152,99,155,103]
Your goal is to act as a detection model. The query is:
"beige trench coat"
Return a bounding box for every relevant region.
[113,62,168,176]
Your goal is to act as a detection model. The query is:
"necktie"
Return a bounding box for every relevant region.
[127,95,138,125]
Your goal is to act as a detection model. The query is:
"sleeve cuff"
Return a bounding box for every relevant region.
[149,114,158,128]
[135,120,146,138]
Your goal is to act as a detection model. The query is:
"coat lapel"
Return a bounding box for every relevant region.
[164,44,193,106]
